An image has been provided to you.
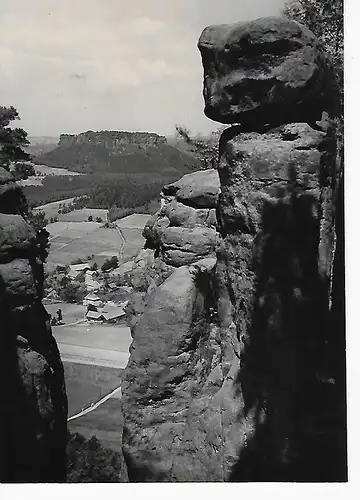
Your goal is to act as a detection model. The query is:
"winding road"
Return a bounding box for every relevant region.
[67,385,122,422]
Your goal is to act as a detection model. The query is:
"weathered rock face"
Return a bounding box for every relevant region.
[0,170,68,482]
[121,17,345,482]
[198,17,339,127]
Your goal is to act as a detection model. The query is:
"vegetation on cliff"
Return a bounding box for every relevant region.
[283,0,343,90]
[0,106,30,170]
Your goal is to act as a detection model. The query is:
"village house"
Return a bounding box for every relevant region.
[84,270,101,291]
[68,263,91,280]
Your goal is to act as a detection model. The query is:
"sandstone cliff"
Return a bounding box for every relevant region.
[121,17,345,482]
[0,167,68,482]
[58,131,167,150]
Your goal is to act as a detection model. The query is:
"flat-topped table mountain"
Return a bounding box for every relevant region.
[34,130,200,175]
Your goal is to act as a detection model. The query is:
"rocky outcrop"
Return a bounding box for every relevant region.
[58,130,167,150]
[143,170,219,268]
[0,167,67,482]
[121,17,345,482]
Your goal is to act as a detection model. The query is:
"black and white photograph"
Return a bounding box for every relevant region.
[0,0,352,493]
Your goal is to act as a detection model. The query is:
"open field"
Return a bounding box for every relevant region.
[44,212,150,267]
[34,198,75,219]
[63,362,123,416]
[68,398,124,452]
[53,324,131,351]
[115,213,151,230]
[46,221,121,266]
[45,302,86,324]
[57,208,108,222]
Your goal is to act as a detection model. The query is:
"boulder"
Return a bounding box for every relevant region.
[198,17,339,127]
[0,214,37,261]
[163,200,216,229]
[161,226,218,267]
[162,169,220,208]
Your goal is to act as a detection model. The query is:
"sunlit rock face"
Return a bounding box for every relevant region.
[198,17,339,127]
[121,17,345,482]
[142,169,220,268]
[0,167,68,482]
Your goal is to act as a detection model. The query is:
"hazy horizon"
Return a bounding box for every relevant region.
[1,0,287,137]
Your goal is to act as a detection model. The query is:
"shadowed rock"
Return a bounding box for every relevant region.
[0,172,67,482]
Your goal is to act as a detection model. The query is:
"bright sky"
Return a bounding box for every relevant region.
[0,0,287,137]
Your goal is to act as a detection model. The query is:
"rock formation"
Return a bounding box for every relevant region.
[58,130,167,150]
[121,17,345,482]
[36,130,199,175]
[0,167,68,482]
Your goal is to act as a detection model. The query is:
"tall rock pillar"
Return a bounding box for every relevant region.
[0,168,68,482]
[199,16,345,480]
[120,16,345,482]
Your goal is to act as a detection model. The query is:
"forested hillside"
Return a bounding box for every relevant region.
[23,172,176,209]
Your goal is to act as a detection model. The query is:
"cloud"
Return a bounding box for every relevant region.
[0,0,287,136]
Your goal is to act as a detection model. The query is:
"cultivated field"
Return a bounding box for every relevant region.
[34,164,83,176]
[115,213,151,261]
[59,325,130,451]
[53,324,131,373]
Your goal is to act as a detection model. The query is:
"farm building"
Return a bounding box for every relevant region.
[102,305,126,322]
[86,310,103,321]
[85,305,125,323]
[83,293,103,308]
